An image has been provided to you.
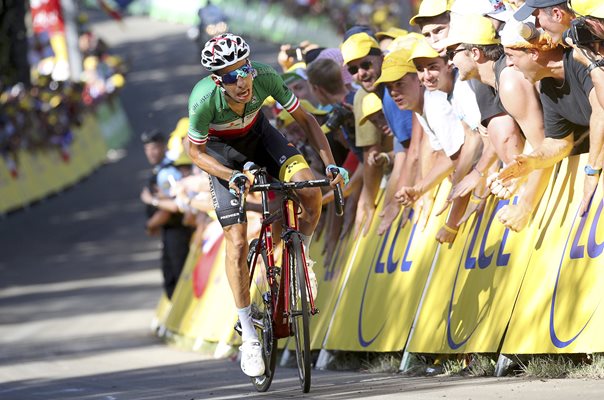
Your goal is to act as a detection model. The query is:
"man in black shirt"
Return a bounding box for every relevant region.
[442,13,549,232]
[498,19,604,215]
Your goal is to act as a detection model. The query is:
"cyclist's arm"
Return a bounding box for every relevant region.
[290,106,337,168]
[187,141,235,181]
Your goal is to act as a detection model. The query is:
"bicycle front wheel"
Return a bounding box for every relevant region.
[248,240,278,392]
[289,235,311,393]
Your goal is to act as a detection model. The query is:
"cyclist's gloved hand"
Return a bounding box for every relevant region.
[326,164,349,185]
[229,171,249,196]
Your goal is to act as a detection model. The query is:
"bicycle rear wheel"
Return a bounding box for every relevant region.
[289,235,311,393]
[248,239,279,392]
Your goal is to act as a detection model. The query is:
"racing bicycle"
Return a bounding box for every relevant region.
[235,163,344,393]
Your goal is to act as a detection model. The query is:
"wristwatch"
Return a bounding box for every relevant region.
[587,59,604,73]
[584,165,602,176]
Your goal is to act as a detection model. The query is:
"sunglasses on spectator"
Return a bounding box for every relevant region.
[347,61,373,75]
[446,48,466,61]
[216,61,254,85]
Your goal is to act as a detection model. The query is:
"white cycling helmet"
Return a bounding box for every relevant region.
[201,33,251,72]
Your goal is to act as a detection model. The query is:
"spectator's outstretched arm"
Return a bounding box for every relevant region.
[495,135,573,183]
[580,88,604,215]
[377,150,407,235]
[355,146,382,236]
[395,150,453,207]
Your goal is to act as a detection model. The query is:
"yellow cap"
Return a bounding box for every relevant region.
[263,96,276,107]
[341,32,381,65]
[83,56,98,70]
[375,27,409,40]
[374,49,417,85]
[281,62,308,84]
[409,0,453,26]
[278,99,328,127]
[49,95,62,108]
[110,73,126,88]
[167,118,189,157]
[409,37,441,61]
[359,93,383,125]
[173,151,193,166]
[438,13,501,50]
[570,0,604,17]
[386,32,426,53]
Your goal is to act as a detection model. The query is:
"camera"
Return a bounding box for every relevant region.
[563,18,600,47]
[285,47,304,61]
[324,103,354,132]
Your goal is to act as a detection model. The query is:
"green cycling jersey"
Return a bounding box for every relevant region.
[187,61,300,145]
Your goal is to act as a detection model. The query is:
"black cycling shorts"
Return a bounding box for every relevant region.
[206,112,309,227]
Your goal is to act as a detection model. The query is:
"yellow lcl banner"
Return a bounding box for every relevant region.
[323,182,449,351]
[503,155,604,353]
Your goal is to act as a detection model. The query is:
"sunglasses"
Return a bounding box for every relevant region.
[216,61,254,85]
[347,60,373,75]
[446,48,466,61]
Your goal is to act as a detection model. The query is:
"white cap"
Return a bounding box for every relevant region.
[451,0,513,22]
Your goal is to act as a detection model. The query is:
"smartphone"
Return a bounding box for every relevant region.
[285,47,303,61]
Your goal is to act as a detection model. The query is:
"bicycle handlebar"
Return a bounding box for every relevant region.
[328,167,345,217]
[236,163,345,223]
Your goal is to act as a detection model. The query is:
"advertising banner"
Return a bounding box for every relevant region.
[502,155,604,353]
[323,183,449,351]
[30,0,65,34]
[165,222,224,338]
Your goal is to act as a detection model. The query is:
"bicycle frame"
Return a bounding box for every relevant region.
[246,169,318,339]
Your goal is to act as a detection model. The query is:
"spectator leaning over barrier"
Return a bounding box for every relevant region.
[410,2,507,232]
[513,0,575,43]
[140,129,194,300]
[374,46,465,242]
[410,0,454,46]
[341,30,392,236]
[442,14,551,232]
[375,27,409,53]
[447,1,528,194]
[495,17,604,216]
[565,0,604,109]
[408,37,486,243]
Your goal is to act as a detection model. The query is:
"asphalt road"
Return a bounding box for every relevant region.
[2,11,604,400]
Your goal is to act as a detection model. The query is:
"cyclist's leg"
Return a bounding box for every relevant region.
[209,172,265,376]
[205,139,258,341]
[287,167,322,237]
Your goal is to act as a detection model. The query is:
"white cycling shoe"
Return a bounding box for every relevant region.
[239,339,265,377]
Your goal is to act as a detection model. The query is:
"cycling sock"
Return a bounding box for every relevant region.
[237,304,258,342]
[300,233,313,255]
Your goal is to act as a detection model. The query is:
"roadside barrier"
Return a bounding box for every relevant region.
[119,0,341,47]
[0,99,131,214]
[0,98,131,214]
[157,153,604,359]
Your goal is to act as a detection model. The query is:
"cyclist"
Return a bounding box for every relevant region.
[186,33,347,378]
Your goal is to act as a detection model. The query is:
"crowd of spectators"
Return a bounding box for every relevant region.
[251,0,414,34]
[152,0,604,277]
[0,12,126,177]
